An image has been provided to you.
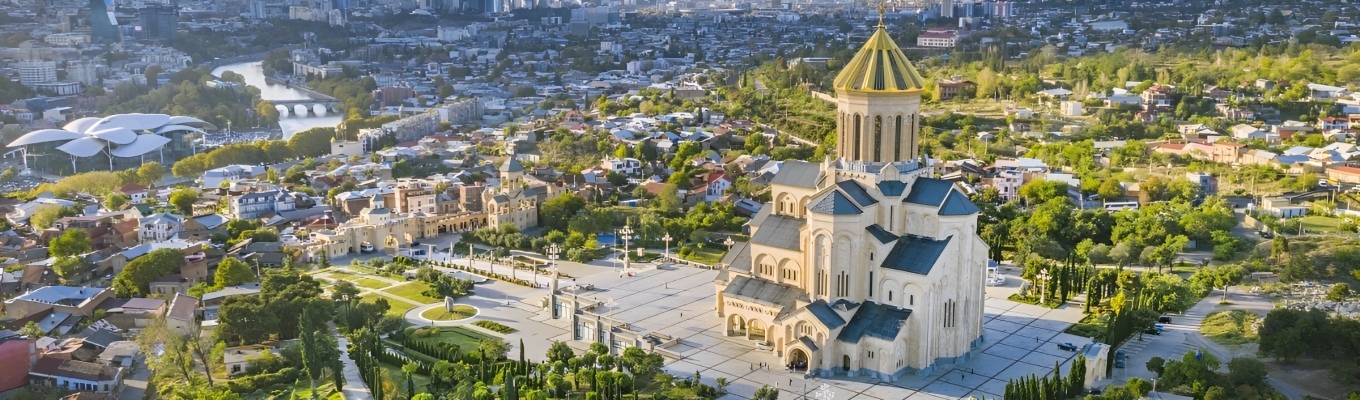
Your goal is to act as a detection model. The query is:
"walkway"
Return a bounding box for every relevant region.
[334,329,372,400]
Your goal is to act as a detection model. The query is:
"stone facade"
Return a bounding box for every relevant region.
[711,22,988,382]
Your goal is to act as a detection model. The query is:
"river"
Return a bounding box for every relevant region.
[211,61,342,139]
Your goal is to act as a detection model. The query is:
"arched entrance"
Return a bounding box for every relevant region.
[728,314,747,336]
[842,355,850,372]
[748,320,767,342]
[383,234,399,255]
[787,348,810,371]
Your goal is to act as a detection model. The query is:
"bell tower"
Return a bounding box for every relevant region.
[832,7,927,163]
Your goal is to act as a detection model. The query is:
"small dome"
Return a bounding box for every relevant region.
[832,25,927,94]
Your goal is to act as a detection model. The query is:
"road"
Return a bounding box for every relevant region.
[1107,289,1323,399]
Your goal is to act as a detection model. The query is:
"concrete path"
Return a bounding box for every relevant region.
[335,331,373,400]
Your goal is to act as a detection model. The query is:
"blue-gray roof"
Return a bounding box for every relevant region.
[722,275,800,308]
[798,336,820,352]
[881,235,953,275]
[938,190,981,215]
[877,181,907,197]
[837,181,878,206]
[805,300,847,329]
[810,191,862,215]
[749,214,804,250]
[770,161,821,188]
[904,178,955,206]
[836,301,912,343]
[865,224,898,244]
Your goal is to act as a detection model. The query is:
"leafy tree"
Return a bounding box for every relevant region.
[113,248,194,297]
[52,256,85,281]
[1146,356,1165,376]
[653,183,682,212]
[106,193,130,210]
[169,187,200,215]
[19,321,43,337]
[547,341,575,363]
[299,309,341,399]
[1328,283,1352,301]
[1018,179,1070,204]
[137,162,165,186]
[540,193,586,231]
[49,228,92,257]
[214,258,255,287]
[752,385,779,400]
[29,205,79,230]
[331,280,360,303]
[256,100,280,125]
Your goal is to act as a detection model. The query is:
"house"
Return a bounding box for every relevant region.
[164,294,197,335]
[3,287,113,319]
[1259,196,1307,218]
[1307,83,1346,99]
[1106,95,1142,107]
[114,184,149,205]
[0,329,37,392]
[28,357,123,395]
[691,172,732,202]
[602,157,642,175]
[6,196,77,227]
[223,345,274,375]
[138,213,184,242]
[229,190,302,219]
[936,78,975,100]
[201,282,261,310]
[202,165,267,189]
[1326,164,1360,184]
[916,29,957,47]
[1141,85,1173,109]
[95,341,138,368]
[1229,124,1278,143]
[1319,116,1349,131]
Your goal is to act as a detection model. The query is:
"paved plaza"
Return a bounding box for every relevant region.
[328,254,1091,400]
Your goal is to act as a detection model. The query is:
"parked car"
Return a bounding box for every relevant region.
[1144,326,1162,335]
[1058,342,1079,351]
[360,242,375,253]
[1114,350,1126,368]
[1158,316,1173,324]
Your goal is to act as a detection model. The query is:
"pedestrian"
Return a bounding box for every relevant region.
[789,379,792,385]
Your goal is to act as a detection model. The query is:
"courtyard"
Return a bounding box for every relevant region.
[388,254,1094,400]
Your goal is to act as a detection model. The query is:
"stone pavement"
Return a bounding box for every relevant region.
[356,253,1097,400]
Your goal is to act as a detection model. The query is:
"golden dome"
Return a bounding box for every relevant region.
[832,24,927,94]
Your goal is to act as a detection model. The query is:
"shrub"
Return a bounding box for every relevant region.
[473,320,518,334]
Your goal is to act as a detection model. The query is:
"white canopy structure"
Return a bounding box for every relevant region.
[6,113,217,172]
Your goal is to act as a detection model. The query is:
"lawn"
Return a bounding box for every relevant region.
[409,326,496,349]
[353,277,391,289]
[290,380,343,400]
[1299,216,1343,233]
[361,292,416,318]
[382,282,440,304]
[1064,313,1108,338]
[421,305,478,321]
[679,246,726,265]
[1200,310,1260,346]
[381,363,431,399]
[323,271,359,281]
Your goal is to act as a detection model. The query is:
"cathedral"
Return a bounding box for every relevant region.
[712,18,988,381]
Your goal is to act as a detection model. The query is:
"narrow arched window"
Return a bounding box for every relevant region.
[894,115,904,161]
[873,115,883,162]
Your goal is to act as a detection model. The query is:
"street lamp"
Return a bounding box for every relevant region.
[1037,269,1051,305]
[547,243,561,290]
[662,233,673,262]
[618,225,634,273]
